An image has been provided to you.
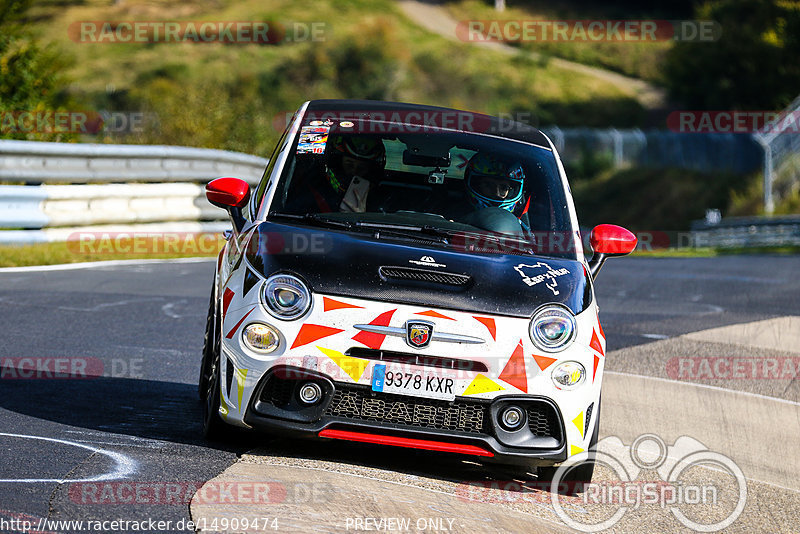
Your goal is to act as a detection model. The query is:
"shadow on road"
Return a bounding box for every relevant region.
[0,376,555,495]
[0,377,252,452]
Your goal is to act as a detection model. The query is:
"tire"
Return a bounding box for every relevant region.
[200,282,225,439]
[198,284,217,400]
[202,350,226,440]
[539,399,601,495]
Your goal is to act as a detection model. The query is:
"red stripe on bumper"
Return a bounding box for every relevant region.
[318,429,494,457]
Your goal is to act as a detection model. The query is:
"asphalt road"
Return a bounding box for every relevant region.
[1,254,799,533]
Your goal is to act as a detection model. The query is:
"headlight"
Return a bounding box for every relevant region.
[261,274,311,320]
[242,323,281,353]
[529,305,576,352]
[551,361,586,390]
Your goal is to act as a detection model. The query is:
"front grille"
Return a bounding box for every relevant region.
[259,374,296,408]
[584,402,594,436]
[379,266,471,287]
[345,347,489,373]
[225,357,234,398]
[325,384,488,434]
[528,404,562,439]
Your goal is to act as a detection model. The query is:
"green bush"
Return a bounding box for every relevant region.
[573,167,753,230]
[0,0,76,141]
[665,0,800,109]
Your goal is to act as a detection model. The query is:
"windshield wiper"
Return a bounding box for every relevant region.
[354,221,452,243]
[421,226,536,254]
[269,212,353,229]
[352,222,534,252]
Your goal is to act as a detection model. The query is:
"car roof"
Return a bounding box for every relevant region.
[304,99,551,149]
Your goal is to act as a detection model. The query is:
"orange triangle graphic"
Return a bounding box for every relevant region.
[596,313,606,341]
[590,330,604,357]
[323,297,363,312]
[291,324,344,349]
[222,287,235,316]
[473,316,496,341]
[415,310,455,320]
[225,306,255,339]
[593,354,600,382]
[499,341,527,393]
[352,309,396,350]
[532,353,558,371]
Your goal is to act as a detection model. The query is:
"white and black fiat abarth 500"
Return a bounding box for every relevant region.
[199,99,636,486]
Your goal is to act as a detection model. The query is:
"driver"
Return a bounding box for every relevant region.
[464,152,531,226]
[323,135,386,212]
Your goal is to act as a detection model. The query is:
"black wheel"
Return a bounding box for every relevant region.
[200,282,225,439]
[202,350,226,440]
[198,285,217,400]
[539,399,601,495]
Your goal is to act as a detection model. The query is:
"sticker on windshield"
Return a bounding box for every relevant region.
[514,262,570,295]
[297,125,330,154]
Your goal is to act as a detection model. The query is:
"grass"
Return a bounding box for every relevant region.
[0,235,221,268]
[18,0,644,153]
[631,246,800,257]
[444,0,672,84]
[2,238,795,269]
[572,167,754,232]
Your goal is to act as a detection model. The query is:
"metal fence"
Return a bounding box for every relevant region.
[691,215,800,248]
[0,139,267,183]
[543,127,763,174]
[753,94,800,214]
[0,128,792,246]
[0,140,268,244]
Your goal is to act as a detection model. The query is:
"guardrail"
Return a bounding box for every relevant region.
[0,139,267,184]
[691,215,800,248]
[0,140,268,244]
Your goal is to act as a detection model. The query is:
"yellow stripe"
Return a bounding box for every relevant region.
[573,411,585,438]
[317,346,370,382]
[236,368,248,411]
[462,374,505,396]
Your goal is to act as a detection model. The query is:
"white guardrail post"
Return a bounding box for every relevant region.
[0,140,268,244]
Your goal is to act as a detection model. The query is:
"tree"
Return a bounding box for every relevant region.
[664,0,800,110]
[0,0,75,140]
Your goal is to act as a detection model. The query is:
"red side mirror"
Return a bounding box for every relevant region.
[206,177,250,209]
[590,224,637,255]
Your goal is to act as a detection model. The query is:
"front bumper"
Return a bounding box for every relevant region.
[243,366,568,467]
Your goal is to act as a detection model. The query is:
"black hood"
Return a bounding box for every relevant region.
[246,221,592,318]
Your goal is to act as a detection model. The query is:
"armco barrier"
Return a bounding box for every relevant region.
[1,184,220,229]
[0,140,268,244]
[0,186,49,229]
[691,215,800,247]
[0,139,267,183]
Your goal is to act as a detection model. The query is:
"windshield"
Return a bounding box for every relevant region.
[268,117,577,259]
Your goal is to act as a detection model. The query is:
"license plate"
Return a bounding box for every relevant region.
[371,363,456,401]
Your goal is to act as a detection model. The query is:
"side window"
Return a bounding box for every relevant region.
[249,118,294,219]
